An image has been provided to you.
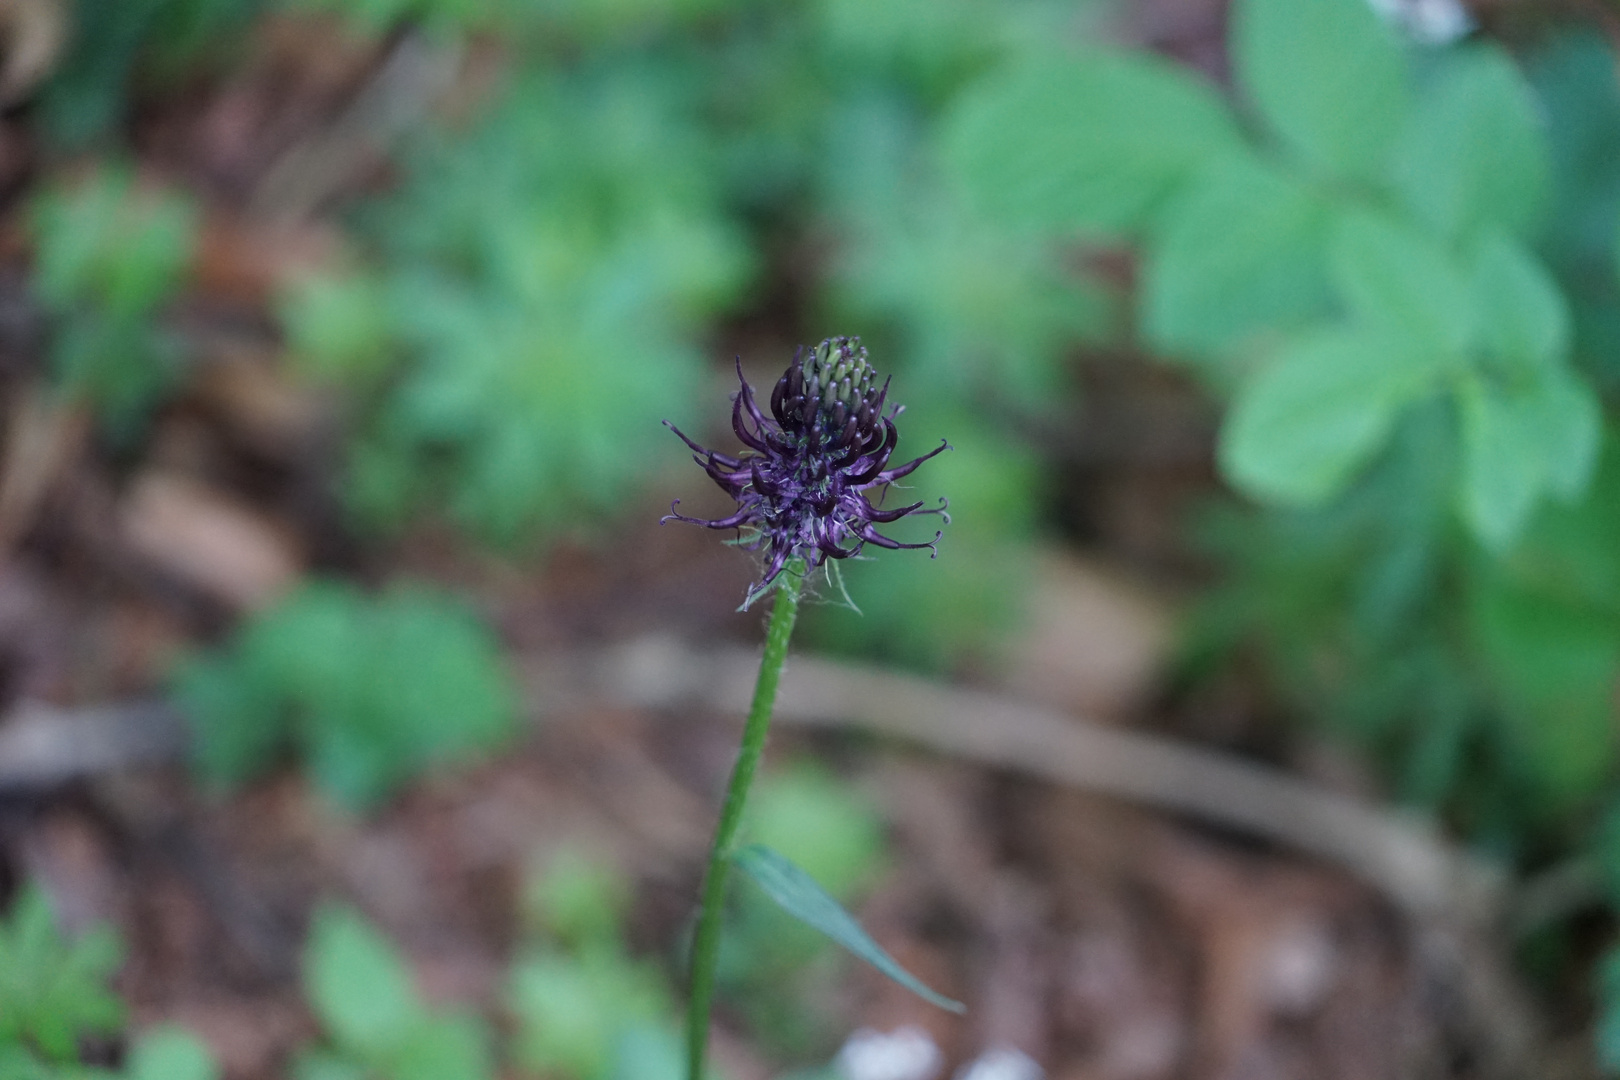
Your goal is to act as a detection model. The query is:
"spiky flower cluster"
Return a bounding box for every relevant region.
[664,337,949,602]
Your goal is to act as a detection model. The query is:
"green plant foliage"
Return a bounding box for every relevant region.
[0,884,219,1080]
[28,167,197,433]
[821,94,1112,408]
[1219,328,1434,504]
[731,845,961,1013]
[174,579,516,811]
[1231,0,1410,183]
[120,1029,218,1080]
[283,65,750,545]
[1600,946,1620,1074]
[1388,43,1551,242]
[507,859,683,1080]
[0,1027,218,1080]
[946,0,1591,553]
[1143,151,1333,357]
[37,0,263,147]
[1329,208,1474,356]
[717,764,890,1055]
[943,51,1241,237]
[297,905,494,1080]
[522,849,633,952]
[508,952,676,1080]
[0,885,124,1064]
[746,765,885,901]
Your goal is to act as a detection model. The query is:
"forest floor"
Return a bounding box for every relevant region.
[0,2,1597,1078]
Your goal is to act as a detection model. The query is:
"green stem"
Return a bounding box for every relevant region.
[686,563,804,1080]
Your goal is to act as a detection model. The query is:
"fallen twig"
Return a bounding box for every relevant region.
[0,698,187,791]
[531,635,1505,925]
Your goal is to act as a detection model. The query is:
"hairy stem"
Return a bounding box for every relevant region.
[686,564,804,1080]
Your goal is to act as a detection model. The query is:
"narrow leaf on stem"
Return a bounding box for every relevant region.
[732,843,965,1014]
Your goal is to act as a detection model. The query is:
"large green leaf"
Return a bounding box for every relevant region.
[942,52,1240,236]
[1329,208,1475,356]
[1390,43,1551,242]
[1232,0,1410,182]
[1457,368,1600,550]
[1143,151,1333,356]
[731,845,964,1013]
[1220,329,1435,505]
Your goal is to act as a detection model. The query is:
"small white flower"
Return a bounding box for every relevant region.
[836,1026,945,1080]
[952,1046,1043,1080]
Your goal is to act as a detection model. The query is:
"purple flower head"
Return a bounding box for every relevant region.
[663,337,950,605]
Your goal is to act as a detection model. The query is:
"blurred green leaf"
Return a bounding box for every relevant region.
[524,851,631,949]
[1470,572,1620,808]
[1471,231,1570,373]
[0,1045,56,1080]
[290,1052,370,1080]
[389,1016,492,1080]
[175,580,515,810]
[1599,947,1620,1072]
[508,950,671,1079]
[306,63,749,545]
[731,845,963,1013]
[1531,30,1620,266]
[31,167,194,318]
[943,51,1240,236]
[1144,151,1333,357]
[1458,368,1600,550]
[282,273,396,385]
[1232,0,1410,182]
[1390,43,1551,243]
[607,1025,683,1080]
[28,166,196,432]
[1220,329,1436,505]
[1329,208,1474,356]
[815,0,1076,103]
[823,95,1106,407]
[748,765,885,902]
[0,885,124,1064]
[125,1028,218,1080]
[304,905,423,1058]
[1500,436,1620,615]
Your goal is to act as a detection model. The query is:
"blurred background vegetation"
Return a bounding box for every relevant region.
[6,0,1620,1075]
